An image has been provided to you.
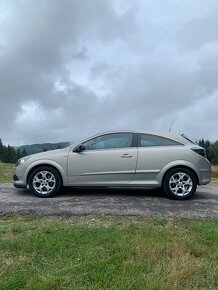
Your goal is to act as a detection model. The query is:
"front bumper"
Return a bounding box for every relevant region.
[13,165,27,189]
[14,182,27,189]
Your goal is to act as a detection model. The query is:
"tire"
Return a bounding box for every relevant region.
[163,168,197,200]
[28,166,62,198]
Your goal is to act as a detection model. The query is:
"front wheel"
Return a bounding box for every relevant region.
[163,168,197,200]
[28,166,62,197]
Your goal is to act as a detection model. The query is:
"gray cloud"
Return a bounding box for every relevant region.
[0,0,218,145]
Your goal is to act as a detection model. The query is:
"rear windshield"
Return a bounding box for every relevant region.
[181,134,196,144]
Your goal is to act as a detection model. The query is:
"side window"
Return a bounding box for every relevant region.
[139,134,181,147]
[83,133,133,150]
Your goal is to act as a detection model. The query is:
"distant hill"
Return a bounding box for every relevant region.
[18,142,69,155]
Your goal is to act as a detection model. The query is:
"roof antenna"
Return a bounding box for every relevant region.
[169,120,174,132]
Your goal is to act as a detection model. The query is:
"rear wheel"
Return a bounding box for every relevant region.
[163,168,197,200]
[29,166,62,197]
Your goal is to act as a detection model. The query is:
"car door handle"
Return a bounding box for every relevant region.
[121,154,133,158]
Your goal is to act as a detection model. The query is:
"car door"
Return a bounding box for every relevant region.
[134,133,183,185]
[67,133,138,185]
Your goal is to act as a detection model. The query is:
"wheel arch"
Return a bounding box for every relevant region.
[26,162,65,186]
[161,165,199,187]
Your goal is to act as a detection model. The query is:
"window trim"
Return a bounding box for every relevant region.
[81,132,137,151]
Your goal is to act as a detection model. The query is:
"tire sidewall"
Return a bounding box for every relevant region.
[29,166,62,197]
[163,168,197,200]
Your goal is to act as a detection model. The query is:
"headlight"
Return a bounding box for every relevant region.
[16,156,30,167]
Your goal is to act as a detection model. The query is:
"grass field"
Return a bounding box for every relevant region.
[212,165,218,183]
[0,164,217,288]
[0,215,217,289]
[0,163,14,183]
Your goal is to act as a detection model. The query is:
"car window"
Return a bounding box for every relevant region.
[83,133,133,150]
[139,134,181,147]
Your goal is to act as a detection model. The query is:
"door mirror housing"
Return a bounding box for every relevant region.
[73,144,86,153]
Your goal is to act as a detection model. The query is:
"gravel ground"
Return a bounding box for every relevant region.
[0,183,217,218]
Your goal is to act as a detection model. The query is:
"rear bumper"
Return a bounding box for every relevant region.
[197,158,211,185]
[199,168,211,185]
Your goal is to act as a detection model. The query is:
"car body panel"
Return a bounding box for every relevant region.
[13,131,212,190]
[67,147,138,185]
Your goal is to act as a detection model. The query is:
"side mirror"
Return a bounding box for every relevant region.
[73,144,86,153]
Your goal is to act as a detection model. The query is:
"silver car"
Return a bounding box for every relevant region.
[13,131,211,200]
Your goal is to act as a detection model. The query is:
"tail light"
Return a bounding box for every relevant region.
[191,147,207,158]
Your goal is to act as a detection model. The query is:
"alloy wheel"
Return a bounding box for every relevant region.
[33,170,56,195]
[169,172,193,197]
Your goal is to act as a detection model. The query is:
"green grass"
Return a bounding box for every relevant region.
[0,215,217,289]
[0,163,14,183]
[212,165,218,183]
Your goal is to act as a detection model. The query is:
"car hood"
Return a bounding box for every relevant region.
[28,147,70,160]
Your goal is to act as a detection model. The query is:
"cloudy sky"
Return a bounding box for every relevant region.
[0,0,218,145]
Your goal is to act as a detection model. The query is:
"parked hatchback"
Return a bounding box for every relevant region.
[13,131,211,200]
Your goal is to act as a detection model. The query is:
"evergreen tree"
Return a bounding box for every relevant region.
[0,138,28,163]
[210,141,218,164]
[16,148,22,160]
[21,148,28,158]
[0,138,3,161]
[4,145,17,163]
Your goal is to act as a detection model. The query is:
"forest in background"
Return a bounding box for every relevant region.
[0,137,218,164]
[198,139,218,164]
[0,139,69,163]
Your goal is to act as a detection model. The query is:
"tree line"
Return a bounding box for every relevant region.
[0,137,218,164]
[198,139,218,164]
[0,139,27,163]
[18,142,69,155]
